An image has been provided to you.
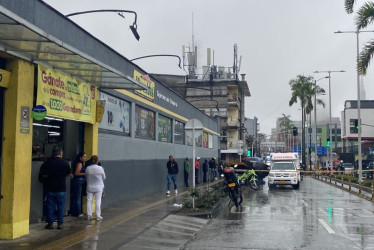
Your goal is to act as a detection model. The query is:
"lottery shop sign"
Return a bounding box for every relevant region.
[36,65,96,124]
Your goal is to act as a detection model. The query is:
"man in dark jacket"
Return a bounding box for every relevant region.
[202,159,208,183]
[166,155,179,195]
[40,146,72,230]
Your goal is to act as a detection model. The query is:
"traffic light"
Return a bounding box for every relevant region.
[247,149,251,157]
[326,138,330,147]
[292,126,298,136]
[354,119,359,130]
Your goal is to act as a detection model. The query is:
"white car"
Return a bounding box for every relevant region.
[268,161,300,189]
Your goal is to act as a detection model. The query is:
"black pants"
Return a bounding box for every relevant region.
[184,171,189,187]
[195,169,199,184]
[203,170,207,183]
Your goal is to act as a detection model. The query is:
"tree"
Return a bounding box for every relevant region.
[289,75,325,167]
[345,0,374,74]
[280,114,293,151]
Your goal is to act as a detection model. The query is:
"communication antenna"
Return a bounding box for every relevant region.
[182,12,197,79]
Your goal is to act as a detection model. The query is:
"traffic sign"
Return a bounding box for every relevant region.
[237,140,244,147]
[237,148,244,155]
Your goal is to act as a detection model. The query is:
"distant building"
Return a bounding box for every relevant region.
[341,100,374,154]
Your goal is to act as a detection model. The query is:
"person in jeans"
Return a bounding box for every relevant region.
[40,146,72,229]
[69,152,87,217]
[166,155,179,195]
[85,155,106,220]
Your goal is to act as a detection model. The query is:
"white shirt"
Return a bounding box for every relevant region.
[85,164,106,193]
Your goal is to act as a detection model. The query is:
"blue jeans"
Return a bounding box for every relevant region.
[70,178,85,216]
[167,174,177,191]
[46,191,66,224]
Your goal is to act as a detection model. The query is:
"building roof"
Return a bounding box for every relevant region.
[344,100,374,109]
[0,0,146,90]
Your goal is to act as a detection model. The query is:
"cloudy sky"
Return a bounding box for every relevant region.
[44,0,374,135]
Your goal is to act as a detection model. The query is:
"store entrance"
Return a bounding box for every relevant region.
[30,118,84,223]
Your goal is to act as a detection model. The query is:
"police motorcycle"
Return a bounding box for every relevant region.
[222,167,243,208]
[236,167,261,191]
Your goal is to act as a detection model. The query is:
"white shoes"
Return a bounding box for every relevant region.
[175,189,178,195]
[86,215,92,220]
[96,216,103,221]
[166,190,170,195]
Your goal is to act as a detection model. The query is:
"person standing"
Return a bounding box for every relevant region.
[85,155,106,220]
[166,155,179,195]
[195,157,200,184]
[202,159,208,183]
[69,152,87,217]
[41,146,72,229]
[209,157,217,181]
[184,157,190,188]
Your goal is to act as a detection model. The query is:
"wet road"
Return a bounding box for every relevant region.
[183,176,374,250]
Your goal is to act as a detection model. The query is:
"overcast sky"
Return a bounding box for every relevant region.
[44,0,374,135]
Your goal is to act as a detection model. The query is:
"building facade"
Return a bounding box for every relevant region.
[0,1,220,239]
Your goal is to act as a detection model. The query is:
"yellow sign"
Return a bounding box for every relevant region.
[0,69,11,88]
[96,100,106,122]
[134,70,155,100]
[36,65,96,124]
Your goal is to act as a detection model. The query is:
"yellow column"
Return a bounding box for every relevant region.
[84,122,99,157]
[0,59,34,239]
[82,122,99,215]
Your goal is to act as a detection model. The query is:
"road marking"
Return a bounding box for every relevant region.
[318,219,335,234]
[301,199,309,207]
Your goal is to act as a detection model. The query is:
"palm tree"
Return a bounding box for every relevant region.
[280,114,293,151]
[345,0,374,74]
[289,75,325,167]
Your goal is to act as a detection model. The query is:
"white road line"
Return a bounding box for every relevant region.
[318,219,335,234]
[301,199,309,207]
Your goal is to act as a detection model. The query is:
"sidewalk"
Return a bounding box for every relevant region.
[0,181,219,249]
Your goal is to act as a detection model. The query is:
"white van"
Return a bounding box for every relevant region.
[268,153,300,189]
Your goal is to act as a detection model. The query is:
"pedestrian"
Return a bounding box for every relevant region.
[69,152,87,217]
[85,155,106,220]
[40,146,72,229]
[195,157,200,184]
[209,157,217,181]
[202,159,208,183]
[166,155,179,195]
[184,157,190,187]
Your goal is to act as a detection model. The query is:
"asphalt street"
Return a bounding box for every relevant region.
[183,176,374,250]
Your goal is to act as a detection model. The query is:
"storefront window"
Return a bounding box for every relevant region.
[158,115,172,143]
[32,117,64,160]
[135,105,155,140]
[203,132,208,148]
[174,120,185,144]
[98,92,131,135]
[208,134,213,148]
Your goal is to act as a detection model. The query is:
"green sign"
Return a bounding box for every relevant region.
[32,105,47,121]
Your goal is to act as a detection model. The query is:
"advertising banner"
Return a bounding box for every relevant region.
[134,70,155,100]
[98,92,130,135]
[135,105,155,139]
[158,115,172,143]
[36,65,96,124]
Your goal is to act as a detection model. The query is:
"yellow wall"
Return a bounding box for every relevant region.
[0,59,34,239]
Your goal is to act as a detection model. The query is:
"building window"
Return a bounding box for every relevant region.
[158,115,172,143]
[174,120,185,144]
[186,88,210,96]
[316,128,322,133]
[98,92,131,135]
[212,108,227,117]
[212,86,227,95]
[135,105,155,140]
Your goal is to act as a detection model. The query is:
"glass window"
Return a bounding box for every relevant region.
[316,128,322,133]
[98,92,130,135]
[135,105,155,140]
[174,120,185,144]
[203,132,208,148]
[208,134,213,148]
[158,115,172,143]
[32,117,64,160]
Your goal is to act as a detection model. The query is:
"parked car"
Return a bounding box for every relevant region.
[364,162,374,180]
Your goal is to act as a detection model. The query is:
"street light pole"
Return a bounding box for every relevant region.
[314,70,345,171]
[334,30,374,181]
[314,76,329,169]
